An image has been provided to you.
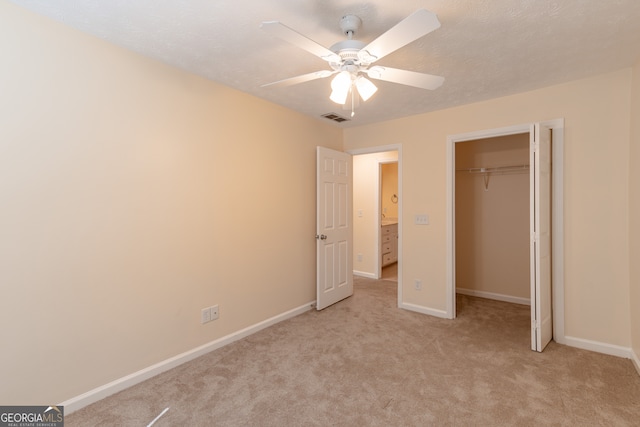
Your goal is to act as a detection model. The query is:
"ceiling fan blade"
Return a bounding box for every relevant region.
[262,70,335,88]
[260,21,340,63]
[366,66,444,90]
[359,9,440,64]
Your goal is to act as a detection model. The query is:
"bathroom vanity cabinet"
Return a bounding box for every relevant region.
[381,222,398,267]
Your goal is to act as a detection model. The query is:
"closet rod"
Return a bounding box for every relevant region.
[456,164,529,190]
[456,164,529,174]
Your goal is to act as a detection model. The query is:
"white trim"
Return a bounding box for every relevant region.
[445,134,455,319]
[632,349,640,376]
[347,144,403,310]
[59,302,315,414]
[448,124,530,143]
[397,148,403,309]
[375,163,381,279]
[348,144,402,156]
[400,302,449,319]
[563,336,634,359]
[353,270,377,279]
[456,288,530,306]
[548,120,565,343]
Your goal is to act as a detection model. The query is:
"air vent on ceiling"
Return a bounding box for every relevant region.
[321,113,350,123]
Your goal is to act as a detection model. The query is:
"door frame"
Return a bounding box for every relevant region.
[378,159,399,279]
[445,119,565,344]
[348,144,403,308]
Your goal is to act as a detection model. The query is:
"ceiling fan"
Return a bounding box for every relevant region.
[260,9,444,116]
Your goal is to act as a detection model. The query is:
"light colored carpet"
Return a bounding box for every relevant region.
[67,276,640,426]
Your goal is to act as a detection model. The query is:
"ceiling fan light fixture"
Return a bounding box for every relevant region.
[330,71,352,104]
[355,76,377,101]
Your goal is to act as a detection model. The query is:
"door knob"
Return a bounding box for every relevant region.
[315,234,327,240]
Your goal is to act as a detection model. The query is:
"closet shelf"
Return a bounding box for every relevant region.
[456,164,529,191]
[456,164,529,175]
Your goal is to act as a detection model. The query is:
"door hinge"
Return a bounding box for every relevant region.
[532,319,540,331]
[531,232,539,244]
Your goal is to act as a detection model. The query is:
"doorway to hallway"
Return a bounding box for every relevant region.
[350,145,402,306]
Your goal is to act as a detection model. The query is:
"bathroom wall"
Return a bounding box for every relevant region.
[381,162,399,220]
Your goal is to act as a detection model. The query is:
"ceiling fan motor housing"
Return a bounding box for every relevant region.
[331,16,371,71]
[339,15,362,37]
[330,39,366,58]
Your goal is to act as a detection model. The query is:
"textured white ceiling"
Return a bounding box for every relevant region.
[10,0,640,127]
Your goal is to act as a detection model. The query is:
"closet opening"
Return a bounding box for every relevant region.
[455,133,531,306]
[446,120,565,352]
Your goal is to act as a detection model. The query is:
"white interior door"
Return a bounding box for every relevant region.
[530,124,552,351]
[316,146,353,310]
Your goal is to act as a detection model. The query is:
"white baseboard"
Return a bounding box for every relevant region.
[456,287,530,306]
[632,348,640,376]
[353,270,377,279]
[563,335,634,360]
[59,301,315,414]
[400,302,449,319]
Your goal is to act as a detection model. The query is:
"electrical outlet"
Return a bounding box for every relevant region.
[415,214,429,225]
[201,307,211,324]
[211,304,219,320]
[414,279,422,290]
[357,253,363,262]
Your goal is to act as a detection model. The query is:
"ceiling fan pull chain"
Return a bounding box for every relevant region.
[351,88,355,117]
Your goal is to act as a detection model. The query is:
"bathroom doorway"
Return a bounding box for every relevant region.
[380,161,399,282]
[350,145,402,306]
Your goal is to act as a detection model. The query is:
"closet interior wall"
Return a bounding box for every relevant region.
[455,133,530,303]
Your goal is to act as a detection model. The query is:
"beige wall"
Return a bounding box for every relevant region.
[630,60,640,364]
[455,134,530,300]
[353,151,398,276]
[0,1,342,405]
[345,68,632,347]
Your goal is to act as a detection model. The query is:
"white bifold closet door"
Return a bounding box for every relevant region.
[530,124,552,352]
